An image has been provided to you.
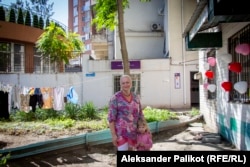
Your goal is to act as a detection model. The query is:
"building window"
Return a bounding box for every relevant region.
[0,42,24,73]
[228,24,250,103]
[73,0,78,6]
[113,74,141,95]
[33,48,56,73]
[74,26,78,33]
[85,44,90,51]
[84,25,90,33]
[73,16,78,26]
[85,11,90,22]
[83,1,90,11]
[73,7,78,17]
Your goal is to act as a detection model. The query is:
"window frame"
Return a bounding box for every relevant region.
[228,24,250,104]
[113,74,141,95]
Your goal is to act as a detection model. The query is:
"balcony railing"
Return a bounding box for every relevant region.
[0,52,82,74]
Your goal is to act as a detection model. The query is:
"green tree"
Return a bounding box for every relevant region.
[38,16,44,29]
[9,8,16,23]
[92,0,150,75]
[45,17,50,27]
[24,10,31,26]
[33,14,38,28]
[36,22,84,64]
[0,6,6,21]
[17,8,24,24]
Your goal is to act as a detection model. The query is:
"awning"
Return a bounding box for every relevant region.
[183,0,250,51]
[182,0,208,39]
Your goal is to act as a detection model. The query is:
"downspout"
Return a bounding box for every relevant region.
[114,27,117,59]
[81,53,84,105]
[181,0,187,105]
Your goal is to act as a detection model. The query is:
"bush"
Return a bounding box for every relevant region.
[189,107,200,117]
[10,111,35,122]
[35,108,60,121]
[64,103,81,120]
[143,106,178,122]
[80,101,98,120]
[0,153,10,166]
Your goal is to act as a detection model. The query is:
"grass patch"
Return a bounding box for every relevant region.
[189,107,200,117]
[0,105,181,135]
[143,106,178,122]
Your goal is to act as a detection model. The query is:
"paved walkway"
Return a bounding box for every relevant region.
[151,122,238,151]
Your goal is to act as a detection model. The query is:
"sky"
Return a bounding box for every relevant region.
[2,0,68,26]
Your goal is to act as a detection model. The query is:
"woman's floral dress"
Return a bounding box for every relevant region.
[108,91,144,147]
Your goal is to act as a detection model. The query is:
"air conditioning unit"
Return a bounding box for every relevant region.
[151,23,162,31]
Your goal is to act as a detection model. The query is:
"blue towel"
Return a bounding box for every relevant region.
[66,86,78,104]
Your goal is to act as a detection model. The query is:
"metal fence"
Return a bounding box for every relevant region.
[228,24,250,104]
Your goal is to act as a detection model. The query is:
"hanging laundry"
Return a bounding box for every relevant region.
[53,87,65,111]
[41,87,53,109]
[29,88,43,112]
[0,91,9,119]
[19,86,31,112]
[12,85,21,110]
[20,94,30,112]
[66,86,78,104]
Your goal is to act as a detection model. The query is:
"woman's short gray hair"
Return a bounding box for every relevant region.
[120,75,132,85]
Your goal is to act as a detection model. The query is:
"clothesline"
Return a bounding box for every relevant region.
[0,83,79,114]
[0,75,111,92]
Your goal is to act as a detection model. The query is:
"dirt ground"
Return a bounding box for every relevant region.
[2,123,237,167]
[1,112,237,167]
[3,126,188,167]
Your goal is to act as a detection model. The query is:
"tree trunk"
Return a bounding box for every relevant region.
[117,0,130,75]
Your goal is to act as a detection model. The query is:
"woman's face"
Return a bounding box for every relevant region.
[120,76,131,91]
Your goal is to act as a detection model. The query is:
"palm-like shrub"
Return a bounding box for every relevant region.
[39,16,44,29]
[24,10,31,26]
[64,103,81,120]
[0,6,6,21]
[17,8,24,24]
[33,14,39,28]
[9,8,16,23]
[45,17,50,27]
[80,101,98,119]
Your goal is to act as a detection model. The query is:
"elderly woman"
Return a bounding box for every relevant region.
[108,75,145,151]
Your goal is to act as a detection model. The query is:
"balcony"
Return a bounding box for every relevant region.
[90,34,108,60]
[91,0,97,6]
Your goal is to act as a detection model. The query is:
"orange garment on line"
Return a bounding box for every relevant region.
[40,87,53,109]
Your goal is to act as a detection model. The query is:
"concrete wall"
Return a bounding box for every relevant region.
[115,0,165,59]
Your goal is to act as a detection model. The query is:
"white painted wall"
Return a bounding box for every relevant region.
[198,22,250,150]
[0,73,84,103]
[115,0,165,60]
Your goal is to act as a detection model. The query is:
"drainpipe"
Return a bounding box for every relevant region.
[114,28,116,59]
[81,53,84,105]
[181,0,187,105]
